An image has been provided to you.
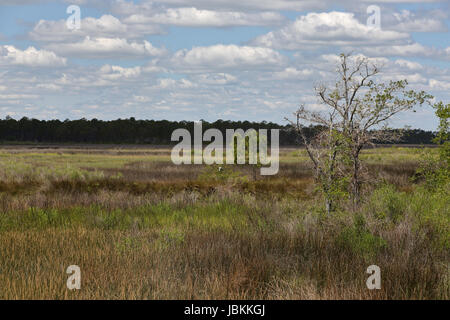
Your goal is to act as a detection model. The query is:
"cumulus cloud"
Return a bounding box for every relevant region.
[29,14,163,42]
[359,43,450,60]
[45,37,166,59]
[193,73,238,85]
[394,59,423,70]
[171,44,287,71]
[0,45,66,67]
[272,67,315,80]
[151,78,197,89]
[111,0,325,12]
[252,11,410,50]
[380,72,428,85]
[124,7,286,27]
[1,0,448,128]
[141,60,167,73]
[388,9,448,32]
[429,79,450,90]
[99,65,142,80]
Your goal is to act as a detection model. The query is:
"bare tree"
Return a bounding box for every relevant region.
[288,53,432,211]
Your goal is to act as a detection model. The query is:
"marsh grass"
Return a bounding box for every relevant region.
[0,147,448,299]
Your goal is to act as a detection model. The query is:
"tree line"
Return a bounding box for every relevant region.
[0,116,436,145]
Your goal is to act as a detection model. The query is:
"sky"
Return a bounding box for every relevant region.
[0,0,449,130]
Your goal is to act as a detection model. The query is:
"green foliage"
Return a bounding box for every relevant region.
[99,209,132,230]
[0,201,251,232]
[416,152,449,191]
[368,184,406,223]
[337,214,387,261]
[408,186,450,251]
[433,102,450,174]
[433,102,450,147]
[416,101,450,192]
[365,183,449,252]
[315,130,352,212]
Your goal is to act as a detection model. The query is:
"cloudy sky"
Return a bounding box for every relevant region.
[0,0,449,130]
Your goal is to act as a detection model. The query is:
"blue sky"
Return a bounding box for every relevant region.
[0,0,449,130]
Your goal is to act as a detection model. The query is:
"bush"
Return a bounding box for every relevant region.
[337,214,387,261]
[367,184,407,223]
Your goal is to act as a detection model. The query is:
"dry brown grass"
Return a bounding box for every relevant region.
[1,211,446,299]
[0,147,448,300]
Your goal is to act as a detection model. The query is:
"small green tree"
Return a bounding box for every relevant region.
[433,101,450,162]
[288,108,351,213]
[417,101,449,190]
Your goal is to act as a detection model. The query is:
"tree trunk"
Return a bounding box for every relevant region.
[352,151,361,209]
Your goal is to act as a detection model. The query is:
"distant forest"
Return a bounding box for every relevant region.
[0,117,436,145]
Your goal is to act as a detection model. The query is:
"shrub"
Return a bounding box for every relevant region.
[368,184,407,223]
[337,214,387,261]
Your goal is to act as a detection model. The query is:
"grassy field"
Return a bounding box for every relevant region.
[0,146,448,299]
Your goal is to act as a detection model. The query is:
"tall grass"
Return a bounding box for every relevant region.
[0,147,447,299]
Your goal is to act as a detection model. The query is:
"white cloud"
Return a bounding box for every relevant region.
[99,65,142,80]
[45,37,166,58]
[253,11,409,50]
[379,43,429,56]
[171,44,287,71]
[1,1,448,129]
[0,94,39,100]
[360,43,449,60]
[318,53,389,69]
[272,67,315,80]
[429,79,450,90]
[36,83,63,91]
[381,72,427,84]
[0,45,66,67]
[124,7,286,27]
[142,60,167,73]
[30,14,163,42]
[389,9,448,32]
[394,59,423,70]
[112,0,325,12]
[194,73,238,85]
[31,15,124,41]
[109,0,156,16]
[152,78,196,89]
[133,95,151,102]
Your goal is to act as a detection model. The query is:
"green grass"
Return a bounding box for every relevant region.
[0,146,448,299]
